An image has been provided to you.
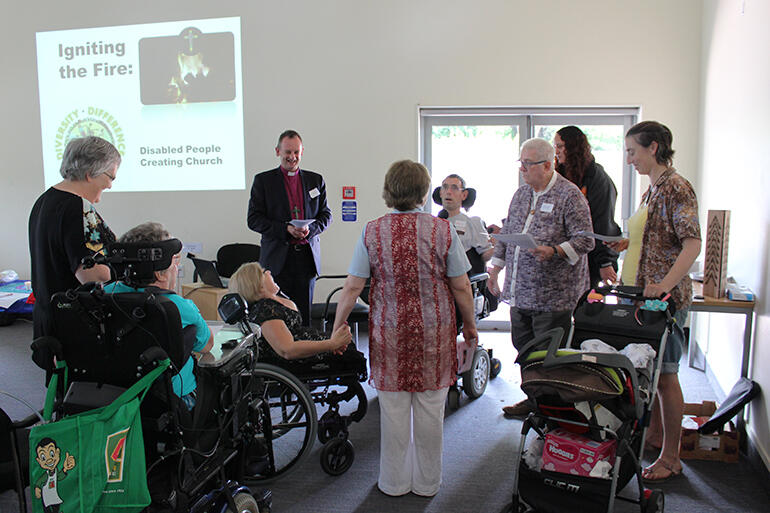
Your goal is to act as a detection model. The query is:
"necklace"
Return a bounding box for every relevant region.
[644,168,672,205]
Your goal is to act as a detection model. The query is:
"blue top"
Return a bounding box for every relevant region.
[104,282,210,397]
[347,209,471,278]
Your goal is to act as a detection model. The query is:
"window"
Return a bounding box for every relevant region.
[419,107,639,326]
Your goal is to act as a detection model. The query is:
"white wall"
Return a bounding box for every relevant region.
[699,0,770,468]
[1,0,702,290]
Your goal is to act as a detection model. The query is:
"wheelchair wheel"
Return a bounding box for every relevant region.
[461,347,490,399]
[320,438,355,476]
[225,492,261,513]
[318,409,344,444]
[242,363,318,484]
[643,489,664,513]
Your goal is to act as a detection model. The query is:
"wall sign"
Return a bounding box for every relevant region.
[341,200,357,222]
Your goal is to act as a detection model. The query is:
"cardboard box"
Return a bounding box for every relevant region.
[541,428,617,478]
[181,283,229,321]
[703,210,730,298]
[680,401,739,463]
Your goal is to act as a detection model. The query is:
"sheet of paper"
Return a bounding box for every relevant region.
[0,292,29,309]
[575,231,624,243]
[289,219,315,229]
[490,232,537,249]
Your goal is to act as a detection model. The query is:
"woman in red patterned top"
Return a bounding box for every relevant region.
[334,160,477,497]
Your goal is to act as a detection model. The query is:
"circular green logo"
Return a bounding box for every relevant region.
[55,107,125,159]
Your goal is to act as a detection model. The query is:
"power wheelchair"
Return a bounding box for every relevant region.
[218,293,368,477]
[432,185,503,409]
[27,239,328,512]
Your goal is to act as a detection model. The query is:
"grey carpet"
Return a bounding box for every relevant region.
[1,319,768,512]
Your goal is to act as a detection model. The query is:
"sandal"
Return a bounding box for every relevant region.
[642,460,683,483]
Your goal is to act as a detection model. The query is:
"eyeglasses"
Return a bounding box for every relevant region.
[518,159,547,170]
[102,171,116,181]
[440,183,464,192]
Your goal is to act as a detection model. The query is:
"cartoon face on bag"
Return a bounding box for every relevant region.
[33,437,76,505]
[35,440,61,472]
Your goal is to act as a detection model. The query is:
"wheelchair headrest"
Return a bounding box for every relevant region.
[432,186,477,210]
[87,239,183,288]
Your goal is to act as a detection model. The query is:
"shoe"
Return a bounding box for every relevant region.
[502,399,533,418]
[642,460,684,483]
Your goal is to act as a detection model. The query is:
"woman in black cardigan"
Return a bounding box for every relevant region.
[554,126,622,287]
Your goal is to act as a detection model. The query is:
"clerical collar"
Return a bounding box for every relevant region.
[280,166,300,177]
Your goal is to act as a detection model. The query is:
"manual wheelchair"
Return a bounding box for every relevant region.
[28,239,325,512]
[218,292,368,477]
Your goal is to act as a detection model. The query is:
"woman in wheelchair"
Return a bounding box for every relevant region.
[228,262,352,360]
[104,222,213,410]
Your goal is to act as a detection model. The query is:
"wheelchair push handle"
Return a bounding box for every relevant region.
[588,286,673,313]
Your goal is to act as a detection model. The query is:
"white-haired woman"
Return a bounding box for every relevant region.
[29,136,120,337]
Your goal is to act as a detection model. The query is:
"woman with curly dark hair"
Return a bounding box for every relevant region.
[554,126,622,287]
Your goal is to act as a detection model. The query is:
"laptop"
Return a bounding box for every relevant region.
[190,256,229,288]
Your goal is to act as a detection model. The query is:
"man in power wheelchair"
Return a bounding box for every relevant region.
[225,262,368,476]
[27,224,329,512]
[433,174,502,408]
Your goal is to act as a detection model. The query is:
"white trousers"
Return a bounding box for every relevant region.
[377,387,449,496]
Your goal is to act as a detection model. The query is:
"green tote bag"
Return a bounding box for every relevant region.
[29,358,169,513]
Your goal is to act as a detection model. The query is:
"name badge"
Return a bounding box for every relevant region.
[308,187,320,199]
[540,203,554,213]
[454,220,468,232]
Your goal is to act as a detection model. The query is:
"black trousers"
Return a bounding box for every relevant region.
[275,244,316,326]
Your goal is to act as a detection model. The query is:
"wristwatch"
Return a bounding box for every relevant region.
[551,246,560,259]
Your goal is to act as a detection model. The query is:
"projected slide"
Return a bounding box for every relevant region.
[36,17,244,192]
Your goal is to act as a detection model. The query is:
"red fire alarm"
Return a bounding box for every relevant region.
[342,186,356,199]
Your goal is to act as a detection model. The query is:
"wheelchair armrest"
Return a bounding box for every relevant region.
[469,272,489,284]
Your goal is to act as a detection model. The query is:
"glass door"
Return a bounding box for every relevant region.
[419,108,638,330]
[421,115,527,327]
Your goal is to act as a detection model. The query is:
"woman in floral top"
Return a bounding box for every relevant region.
[332,160,477,497]
[609,121,701,483]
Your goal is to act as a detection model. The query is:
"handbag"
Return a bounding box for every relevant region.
[29,358,169,513]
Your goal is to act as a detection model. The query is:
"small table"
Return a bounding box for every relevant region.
[688,281,755,439]
[197,323,260,368]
